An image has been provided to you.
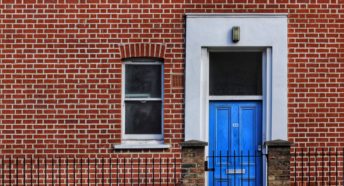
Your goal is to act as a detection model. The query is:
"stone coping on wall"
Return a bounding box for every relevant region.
[180,140,208,147]
[265,139,293,147]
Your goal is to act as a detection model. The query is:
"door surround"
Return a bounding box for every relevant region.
[185,13,288,142]
[185,14,288,186]
[203,47,268,146]
[205,48,268,186]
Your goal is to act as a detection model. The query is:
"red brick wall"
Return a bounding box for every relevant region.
[0,2,185,158]
[0,0,344,184]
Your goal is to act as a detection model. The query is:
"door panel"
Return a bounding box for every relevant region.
[209,102,262,186]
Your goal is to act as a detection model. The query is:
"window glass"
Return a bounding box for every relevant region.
[123,61,163,138]
[125,101,162,134]
[125,65,161,98]
[209,52,262,95]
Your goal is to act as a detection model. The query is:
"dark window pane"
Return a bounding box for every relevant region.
[125,101,162,134]
[209,52,262,95]
[125,65,161,98]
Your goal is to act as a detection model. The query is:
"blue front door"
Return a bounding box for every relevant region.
[209,101,262,186]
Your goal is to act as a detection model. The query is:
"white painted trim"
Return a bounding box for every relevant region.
[262,48,271,186]
[186,13,288,18]
[202,48,209,143]
[185,13,288,141]
[121,60,164,141]
[113,143,170,149]
[208,47,267,52]
[264,48,273,144]
[185,13,288,186]
[209,96,263,100]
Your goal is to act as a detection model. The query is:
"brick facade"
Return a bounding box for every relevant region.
[0,0,344,185]
[266,140,292,186]
[181,140,207,186]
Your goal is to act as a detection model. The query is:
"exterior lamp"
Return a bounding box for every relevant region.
[232,26,240,43]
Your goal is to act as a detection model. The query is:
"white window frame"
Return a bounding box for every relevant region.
[121,59,164,141]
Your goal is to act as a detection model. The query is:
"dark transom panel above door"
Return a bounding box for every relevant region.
[209,52,262,96]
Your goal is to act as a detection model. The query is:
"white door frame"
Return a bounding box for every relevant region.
[184,13,288,186]
[203,47,270,185]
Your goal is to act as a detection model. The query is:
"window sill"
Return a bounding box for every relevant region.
[113,143,170,150]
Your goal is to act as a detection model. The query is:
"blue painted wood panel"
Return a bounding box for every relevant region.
[209,101,262,186]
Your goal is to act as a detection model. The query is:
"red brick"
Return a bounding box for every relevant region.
[0,1,343,184]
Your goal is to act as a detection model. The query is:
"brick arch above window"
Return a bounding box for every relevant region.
[119,43,166,59]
